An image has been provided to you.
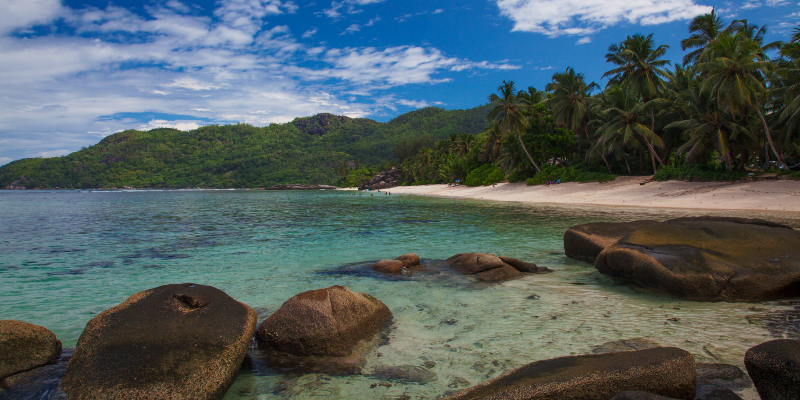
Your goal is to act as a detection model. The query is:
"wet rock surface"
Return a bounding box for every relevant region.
[61,283,257,400]
[0,349,72,400]
[0,320,62,381]
[612,391,681,400]
[446,253,549,282]
[695,363,752,391]
[442,347,696,400]
[744,339,800,400]
[694,384,743,400]
[595,219,800,301]
[256,286,391,361]
[564,220,659,263]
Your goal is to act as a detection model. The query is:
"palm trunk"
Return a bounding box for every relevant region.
[625,157,632,175]
[601,153,612,173]
[754,106,788,170]
[649,108,665,167]
[639,134,661,173]
[518,132,542,173]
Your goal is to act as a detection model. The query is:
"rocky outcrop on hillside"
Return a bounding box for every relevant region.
[5,176,30,189]
[292,113,352,135]
[359,169,401,190]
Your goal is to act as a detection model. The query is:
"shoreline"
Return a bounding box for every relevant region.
[387,176,800,213]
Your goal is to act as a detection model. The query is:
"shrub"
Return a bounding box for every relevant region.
[653,164,746,182]
[465,164,505,186]
[526,165,616,186]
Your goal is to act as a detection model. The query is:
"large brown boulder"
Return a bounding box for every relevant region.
[256,285,391,357]
[371,259,405,273]
[396,253,421,268]
[744,339,800,400]
[595,219,800,301]
[442,347,696,400]
[564,220,659,263]
[0,320,61,381]
[61,283,257,400]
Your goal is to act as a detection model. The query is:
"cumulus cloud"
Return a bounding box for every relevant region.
[398,99,444,108]
[0,0,514,163]
[494,0,712,36]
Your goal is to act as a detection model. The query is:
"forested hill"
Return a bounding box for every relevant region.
[0,104,492,189]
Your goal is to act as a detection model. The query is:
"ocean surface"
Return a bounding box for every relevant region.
[1,189,799,399]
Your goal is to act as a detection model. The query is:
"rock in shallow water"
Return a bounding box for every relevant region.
[0,320,62,382]
[563,220,659,263]
[256,285,391,358]
[595,219,800,301]
[368,365,437,383]
[744,339,800,400]
[371,259,405,273]
[445,253,547,282]
[442,347,696,400]
[61,283,257,400]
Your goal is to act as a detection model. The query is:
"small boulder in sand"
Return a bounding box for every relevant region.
[0,320,62,381]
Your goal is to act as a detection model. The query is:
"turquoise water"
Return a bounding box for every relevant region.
[1,190,799,399]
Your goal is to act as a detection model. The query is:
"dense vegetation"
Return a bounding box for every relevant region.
[398,14,800,186]
[0,105,491,189]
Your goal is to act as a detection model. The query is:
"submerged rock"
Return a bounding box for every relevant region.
[696,363,752,391]
[368,365,438,383]
[744,339,800,400]
[595,219,800,301]
[256,286,391,359]
[591,338,662,354]
[694,384,743,400]
[563,220,659,263]
[61,283,257,400]
[442,347,696,400]
[0,320,62,381]
[0,348,72,399]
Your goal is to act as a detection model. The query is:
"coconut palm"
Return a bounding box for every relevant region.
[700,32,787,169]
[596,86,665,174]
[488,80,541,173]
[480,124,504,162]
[681,9,726,65]
[546,68,599,140]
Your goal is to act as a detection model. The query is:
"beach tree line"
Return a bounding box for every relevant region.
[397,13,800,186]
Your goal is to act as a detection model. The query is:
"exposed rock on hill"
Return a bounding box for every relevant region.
[359,169,402,190]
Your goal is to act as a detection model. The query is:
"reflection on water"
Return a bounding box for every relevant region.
[0,190,798,399]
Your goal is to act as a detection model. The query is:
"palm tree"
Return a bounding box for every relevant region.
[700,32,787,169]
[546,68,599,141]
[480,124,504,162]
[774,39,800,144]
[597,86,665,173]
[681,8,726,65]
[488,80,541,173]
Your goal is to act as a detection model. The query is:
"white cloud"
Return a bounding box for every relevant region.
[37,149,71,158]
[576,37,592,44]
[138,120,202,131]
[398,99,444,108]
[365,16,381,26]
[0,0,64,35]
[494,0,712,36]
[342,24,361,34]
[302,27,318,37]
[432,9,444,14]
[0,0,514,163]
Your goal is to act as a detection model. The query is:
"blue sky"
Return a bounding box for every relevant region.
[1,0,798,165]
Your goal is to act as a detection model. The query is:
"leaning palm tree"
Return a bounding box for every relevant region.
[488,80,541,173]
[546,68,599,141]
[597,86,665,174]
[700,32,787,169]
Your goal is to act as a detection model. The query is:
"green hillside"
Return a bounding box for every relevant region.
[0,104,492,189]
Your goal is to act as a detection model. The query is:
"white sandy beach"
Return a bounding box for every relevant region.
[385,176,800,212]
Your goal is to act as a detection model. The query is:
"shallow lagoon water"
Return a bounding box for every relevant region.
[1,190,799,399]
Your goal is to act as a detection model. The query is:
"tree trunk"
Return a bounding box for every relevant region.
[625,157,632,175]
[518,131,542,173]
[601,153,612,173]
[640,135,661,173]
[755,106,788,170]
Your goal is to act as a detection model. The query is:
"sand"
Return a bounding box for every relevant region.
[384,176,800,212]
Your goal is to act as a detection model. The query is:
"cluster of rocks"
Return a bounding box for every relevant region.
[2,281,800,399]
[358,169,401,191]
[564,216,800,302]
[4,176,30,190]
[370,252,551,282]
[262,184,337,190]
